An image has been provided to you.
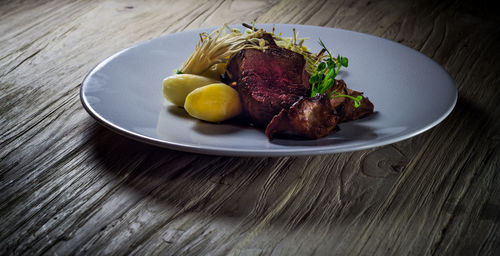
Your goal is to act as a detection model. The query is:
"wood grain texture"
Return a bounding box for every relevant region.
[1,0,499,255]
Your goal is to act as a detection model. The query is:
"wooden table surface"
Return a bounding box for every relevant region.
[1,0,499,255]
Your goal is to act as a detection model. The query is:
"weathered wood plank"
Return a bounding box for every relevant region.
[1,0,499,255]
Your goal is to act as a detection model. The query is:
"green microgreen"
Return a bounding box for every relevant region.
[331,93,363,108]
[309,39,360,107]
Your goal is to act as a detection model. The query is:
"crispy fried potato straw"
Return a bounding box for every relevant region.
[179,25,268,75]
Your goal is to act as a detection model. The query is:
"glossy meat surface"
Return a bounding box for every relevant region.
[265,94,338,139]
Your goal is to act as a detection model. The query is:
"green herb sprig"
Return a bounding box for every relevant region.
[309,40,362,108]
[330,91,363,108]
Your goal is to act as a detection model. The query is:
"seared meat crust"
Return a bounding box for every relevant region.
[265,94,338,139]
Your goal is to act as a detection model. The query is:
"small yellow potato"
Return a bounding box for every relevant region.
[200,63,227,80]
[184,83,242,122]
[163,74,219,107]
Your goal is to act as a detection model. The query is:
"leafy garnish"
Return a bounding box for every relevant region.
[309,40,361,108]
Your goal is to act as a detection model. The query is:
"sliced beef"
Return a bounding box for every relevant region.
[265,94,339,139]
[226,41,310,127]
[328,80,374,122]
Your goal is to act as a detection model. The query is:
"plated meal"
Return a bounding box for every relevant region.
[162,24,374,140]
[80,23,457,156]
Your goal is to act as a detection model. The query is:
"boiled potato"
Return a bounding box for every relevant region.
[163,74,219,107]
[184,83,242,122]
[200,63,227,80]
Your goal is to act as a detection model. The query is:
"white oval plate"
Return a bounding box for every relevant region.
[81,24,457,157]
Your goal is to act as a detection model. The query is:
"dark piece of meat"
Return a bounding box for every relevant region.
[225,39,310,127]
[265,94,339,139]
[328,80,374,122]
[341,88,374,121]
[260,33,277,46]
[327,79,348,108]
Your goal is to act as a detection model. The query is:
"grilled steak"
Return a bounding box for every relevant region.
[265,94,338,139]
[225,39,310,127]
